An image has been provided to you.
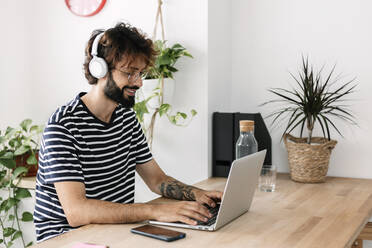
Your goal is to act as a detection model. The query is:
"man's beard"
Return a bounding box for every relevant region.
[103,71,138,108]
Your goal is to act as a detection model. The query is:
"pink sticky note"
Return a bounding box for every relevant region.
[71,242,108,248]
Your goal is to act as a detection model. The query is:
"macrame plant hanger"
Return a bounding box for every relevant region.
[152,0,165,42]
[147,0,166,149]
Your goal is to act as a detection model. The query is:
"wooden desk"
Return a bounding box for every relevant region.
[31,174,372,248]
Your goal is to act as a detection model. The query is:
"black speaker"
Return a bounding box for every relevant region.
[212,112,272,177]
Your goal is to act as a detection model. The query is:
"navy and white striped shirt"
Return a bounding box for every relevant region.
[33,92,152,242]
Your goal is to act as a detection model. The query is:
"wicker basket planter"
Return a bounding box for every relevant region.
[284,133,337,183]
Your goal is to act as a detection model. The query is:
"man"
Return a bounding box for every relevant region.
[33,22,222,242]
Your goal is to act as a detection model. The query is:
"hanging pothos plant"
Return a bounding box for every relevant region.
[134,38,197,149]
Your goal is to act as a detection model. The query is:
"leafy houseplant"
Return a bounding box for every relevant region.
[134,40,197,148]
[262,57,356,183]
[0,119,44,247]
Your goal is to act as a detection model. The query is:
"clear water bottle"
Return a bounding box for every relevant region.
[236,120,258,159]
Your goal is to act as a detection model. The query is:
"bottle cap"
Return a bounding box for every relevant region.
[240,120,254,132]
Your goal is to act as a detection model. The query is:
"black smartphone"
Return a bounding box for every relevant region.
[131,224,186,242]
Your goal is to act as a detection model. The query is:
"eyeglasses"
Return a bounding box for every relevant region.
[114,68,148,83]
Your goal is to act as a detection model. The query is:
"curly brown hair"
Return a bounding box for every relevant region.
[83,22,157,85]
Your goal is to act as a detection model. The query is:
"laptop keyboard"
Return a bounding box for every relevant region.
[196,204,220,226]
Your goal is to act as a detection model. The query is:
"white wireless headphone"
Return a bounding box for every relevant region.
[88,32,108,79]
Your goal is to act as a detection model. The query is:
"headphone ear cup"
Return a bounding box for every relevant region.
[89,56,108,79]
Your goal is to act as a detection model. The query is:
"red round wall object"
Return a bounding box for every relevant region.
[65,0,107,17]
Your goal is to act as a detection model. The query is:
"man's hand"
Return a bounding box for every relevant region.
[150,201,213,226]
[193,189,223,208]
[149,189,223,226]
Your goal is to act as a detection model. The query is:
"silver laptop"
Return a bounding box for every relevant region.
[149,149,266,231]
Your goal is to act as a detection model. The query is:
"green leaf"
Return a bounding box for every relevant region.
[0,136,5,144]
[0,159,16,169]
[29,125,39,133]
[20,119,32,132]
[299,117,306,138]
[286,116,307,137]
[178,112,187,119]
[168,66,178,72]
[3,227,16,237]
[8,214,15,221]
[9,139,20,148]
[26,241,33,247]
[0,199,7,211]
[5,198,18,211]
[21,212,33,222]
[12,166,28,179]
[5,127,16,138]
[11,231,22,241]
[133,100,149,124]
[0,152,13,159]
[159,104,171,117]
[15,188,31,199]
[8,241,14,248]
[316,115,327,139]
[14,145,30,156]
[191,109,197,116]
[320,115,331,140]
[158,54,172,66]
[323,115,343,138]
[169,115,177,125]
[26,154,37,165]
[183,52,193,58]
[0,239,3,244]
[268,89,302,107]
[171,43,183,49]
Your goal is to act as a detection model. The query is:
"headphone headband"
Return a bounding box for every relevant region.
[89,31,108,79]
[91,32,105,57]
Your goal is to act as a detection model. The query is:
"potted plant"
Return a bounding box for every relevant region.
[0,119,43,247]
[1,119,43,177]
[262,57,357,183]
[134,40,197,148]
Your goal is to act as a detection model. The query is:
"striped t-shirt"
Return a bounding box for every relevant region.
[33,92,152,242]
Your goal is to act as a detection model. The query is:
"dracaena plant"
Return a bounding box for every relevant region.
[134,40,197,148]
[0,119,44,248]
[262,56,357,144]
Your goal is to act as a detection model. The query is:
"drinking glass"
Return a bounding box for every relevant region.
[259,165,277,192]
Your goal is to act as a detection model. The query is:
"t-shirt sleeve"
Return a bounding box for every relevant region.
[133,117,153,164]
[38,123,84,184]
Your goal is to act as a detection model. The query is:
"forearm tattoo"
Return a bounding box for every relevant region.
[159,178,197,201]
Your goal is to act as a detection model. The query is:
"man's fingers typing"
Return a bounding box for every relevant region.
[201,195,216,208]
[178,216,197,225]
[206,191,223,200]
[179,209,208,223]
[184,202,211,218]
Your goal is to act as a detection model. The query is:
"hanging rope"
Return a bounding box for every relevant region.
[152,0,165,41]
[147,0,166,149]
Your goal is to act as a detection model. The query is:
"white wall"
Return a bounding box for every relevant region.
[0,1,33,129]
[231,0,372,179]
[207,0,232,176]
